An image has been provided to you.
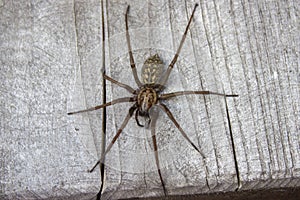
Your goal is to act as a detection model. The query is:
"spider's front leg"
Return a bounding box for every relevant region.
[67,97,135,115]
[125,5,142,87]
[158,4,199,88]
[159,91,238,100]
[103,74,136,94]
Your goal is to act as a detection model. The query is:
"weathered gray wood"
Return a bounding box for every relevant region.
[0,0,299,199]
[228,0,300,190]
[0,0,100,199]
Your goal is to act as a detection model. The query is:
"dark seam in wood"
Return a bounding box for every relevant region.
[97,0,107,199]
[225,98,241,190]
[212,0,241,190]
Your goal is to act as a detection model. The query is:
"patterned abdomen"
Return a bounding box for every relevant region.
[141,54,164,84]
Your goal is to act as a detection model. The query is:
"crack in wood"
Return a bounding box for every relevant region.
[225,98,241,191]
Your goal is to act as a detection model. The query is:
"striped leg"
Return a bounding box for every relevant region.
[159,4,198,87]
[150,109,167,195]
[125,6,142,87]
[67,97,135,115]
[159,90,238,100]
[89,104,137,172]
[104,74,136,94]
[157,103,205,159]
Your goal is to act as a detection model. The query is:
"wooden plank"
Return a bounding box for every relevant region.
[228,0,300,190]
[99,0,237,198]
[1,0,299,199]
[0,0,100,199]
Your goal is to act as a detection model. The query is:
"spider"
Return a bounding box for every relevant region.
[68,3,238,197]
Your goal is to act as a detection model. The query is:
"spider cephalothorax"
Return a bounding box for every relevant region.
[135,81,166,127]
[135,86,158,127]
[68,3,238,198]
[137,87,157,112]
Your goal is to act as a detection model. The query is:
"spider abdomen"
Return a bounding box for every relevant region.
[141,54,164,84]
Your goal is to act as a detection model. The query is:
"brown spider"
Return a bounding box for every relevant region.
[68,3,238,196]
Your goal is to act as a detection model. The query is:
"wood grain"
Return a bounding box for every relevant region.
[0,0,299,199]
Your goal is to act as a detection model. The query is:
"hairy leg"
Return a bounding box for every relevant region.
[150,109,167,195]
[159,4,198,88]
[125,6,142,87]
[89,104,137,172]
[104,74,135,94]
[157,103,205,159]
[67,97,135,115]
[160,90,238,100]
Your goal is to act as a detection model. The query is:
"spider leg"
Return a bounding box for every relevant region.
[67,97,135,115]
[150,109,167,196]
[135,109,144,127]
[160,91,238,100]
[104,74,136,94]
[156,103,205,159]
[89,104,137,173]
[159,4,198,88]
[125,5,142,87]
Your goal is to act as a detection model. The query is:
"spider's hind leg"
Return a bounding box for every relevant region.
[88,104,137,173]
[157,103,205,159]
[150,109,167,196]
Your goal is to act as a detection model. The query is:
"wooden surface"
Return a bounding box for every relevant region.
[0,0,299,199]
